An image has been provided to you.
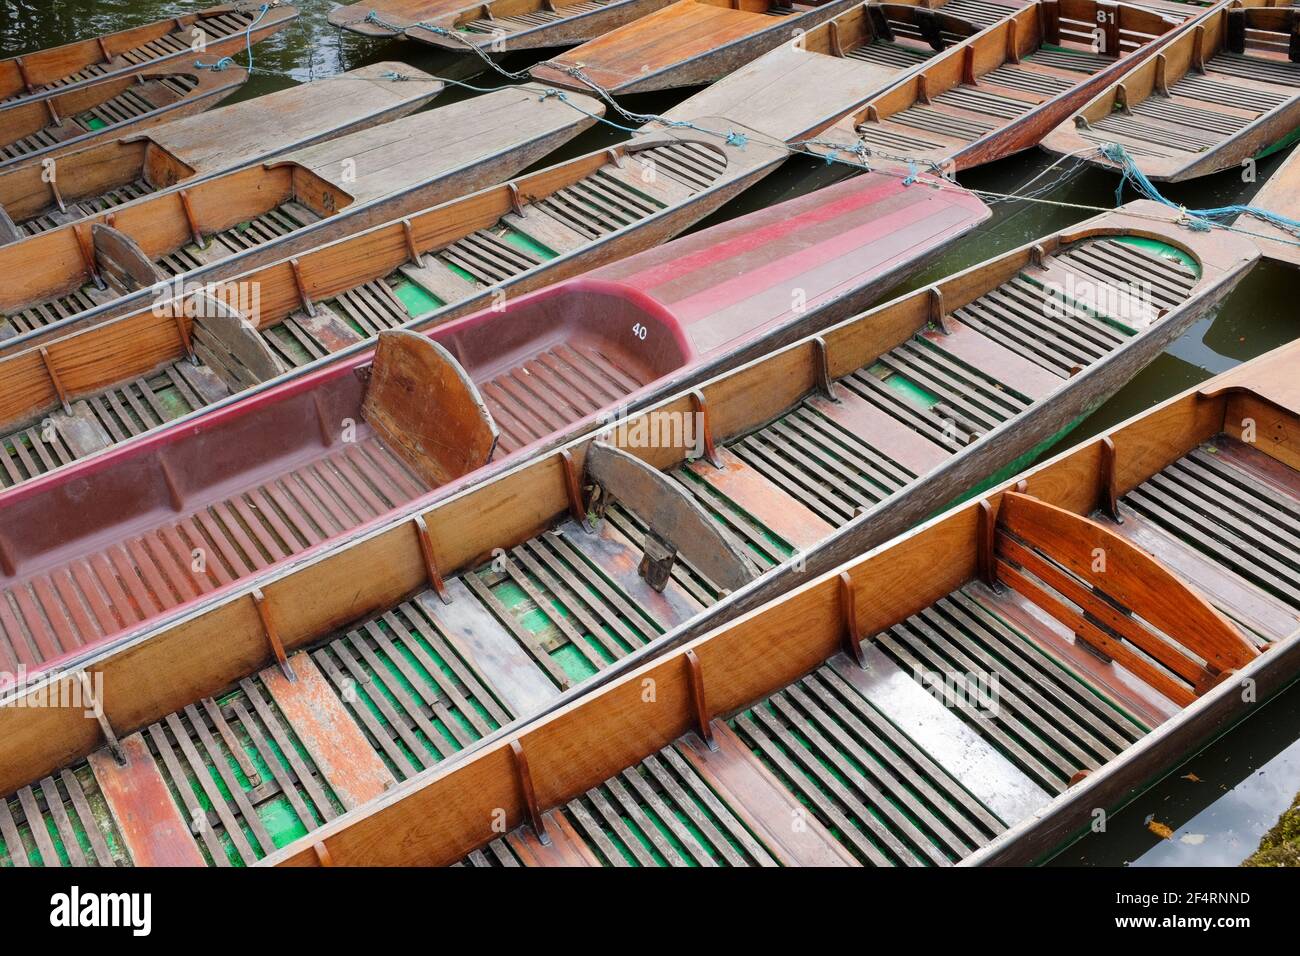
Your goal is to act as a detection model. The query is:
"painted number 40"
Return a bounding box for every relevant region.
[632,322,649,341]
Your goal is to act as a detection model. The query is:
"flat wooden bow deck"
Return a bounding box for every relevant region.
[0,202,1260,866]
[530,0,863,94]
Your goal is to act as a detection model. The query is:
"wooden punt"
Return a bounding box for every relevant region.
[0,64,249,173]
[0,203,1260,866]
[0,62,444,241]
[1242,141,1300,267]
[0,3,297,105]
[0,171,985,687]
[528,0,868,95]
[803,0,1187,173]
[256,338,1300,868]
[1041,0,1300,181]
[329,0,530,36]
[0,83,605,348]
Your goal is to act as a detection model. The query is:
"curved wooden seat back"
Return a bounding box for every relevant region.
[92,223,164,291]
[990,493,1258,707]
[362,329,498,489]
[585,441,757,593]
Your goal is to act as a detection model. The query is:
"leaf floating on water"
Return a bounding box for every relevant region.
[1147,818,1175,840]
[1182,773,1201,783]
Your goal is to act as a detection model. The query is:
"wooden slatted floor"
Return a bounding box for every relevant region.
[0,142,729,486]
[1080,50,1300,158]
[0,433,428,672]
[0,232,1232,867]
[854,47,1108,156]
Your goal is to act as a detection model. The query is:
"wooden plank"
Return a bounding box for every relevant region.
[88,733,205,867]
[261,652,395,811]
[418,579,559,715]
[679,723,856,866]
[687,446,832,550]
[808,391,950,477]
[829,647,1051,825]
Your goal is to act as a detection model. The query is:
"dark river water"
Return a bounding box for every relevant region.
[3,0,1299,866]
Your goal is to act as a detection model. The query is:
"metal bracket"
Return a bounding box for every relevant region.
[251,588,294,682]
[413,514,450,604]
[1098,436,1122,522]
[839,571,866,668]
[684,648,716,751]
[690,389,723,468]
[78,671,125,766]
[639,532,677,592]
[813,336,838,402]
[510,739,550,846]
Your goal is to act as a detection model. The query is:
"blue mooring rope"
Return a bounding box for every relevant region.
[1102,142,1300,239]
[196,3,270,73]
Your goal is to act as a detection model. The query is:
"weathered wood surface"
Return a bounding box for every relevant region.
[257,337,1300,868]
[0,200,1253,827]
[0,126,781,465]
[654,0,983,141]
[138,62,444,178]
[0,3,297,104]
[329,0,482,35]
[531,0,861,94]
[362,330,499,486]
[808,0,1188,173]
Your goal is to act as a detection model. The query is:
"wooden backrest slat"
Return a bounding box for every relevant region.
[996,559,1197,707]
[996,493,1258,674]
[997,535,1206,685]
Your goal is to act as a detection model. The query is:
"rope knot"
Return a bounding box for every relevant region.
[724,130,748,149]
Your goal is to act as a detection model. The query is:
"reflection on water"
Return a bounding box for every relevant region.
[3,0,1299,866]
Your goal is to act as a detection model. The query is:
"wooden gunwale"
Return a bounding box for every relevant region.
[1241,141,1300,267]
[0,65,247,173]
[0,3,298,105]
[257,336,1300,867]
[0,202,1257,841]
